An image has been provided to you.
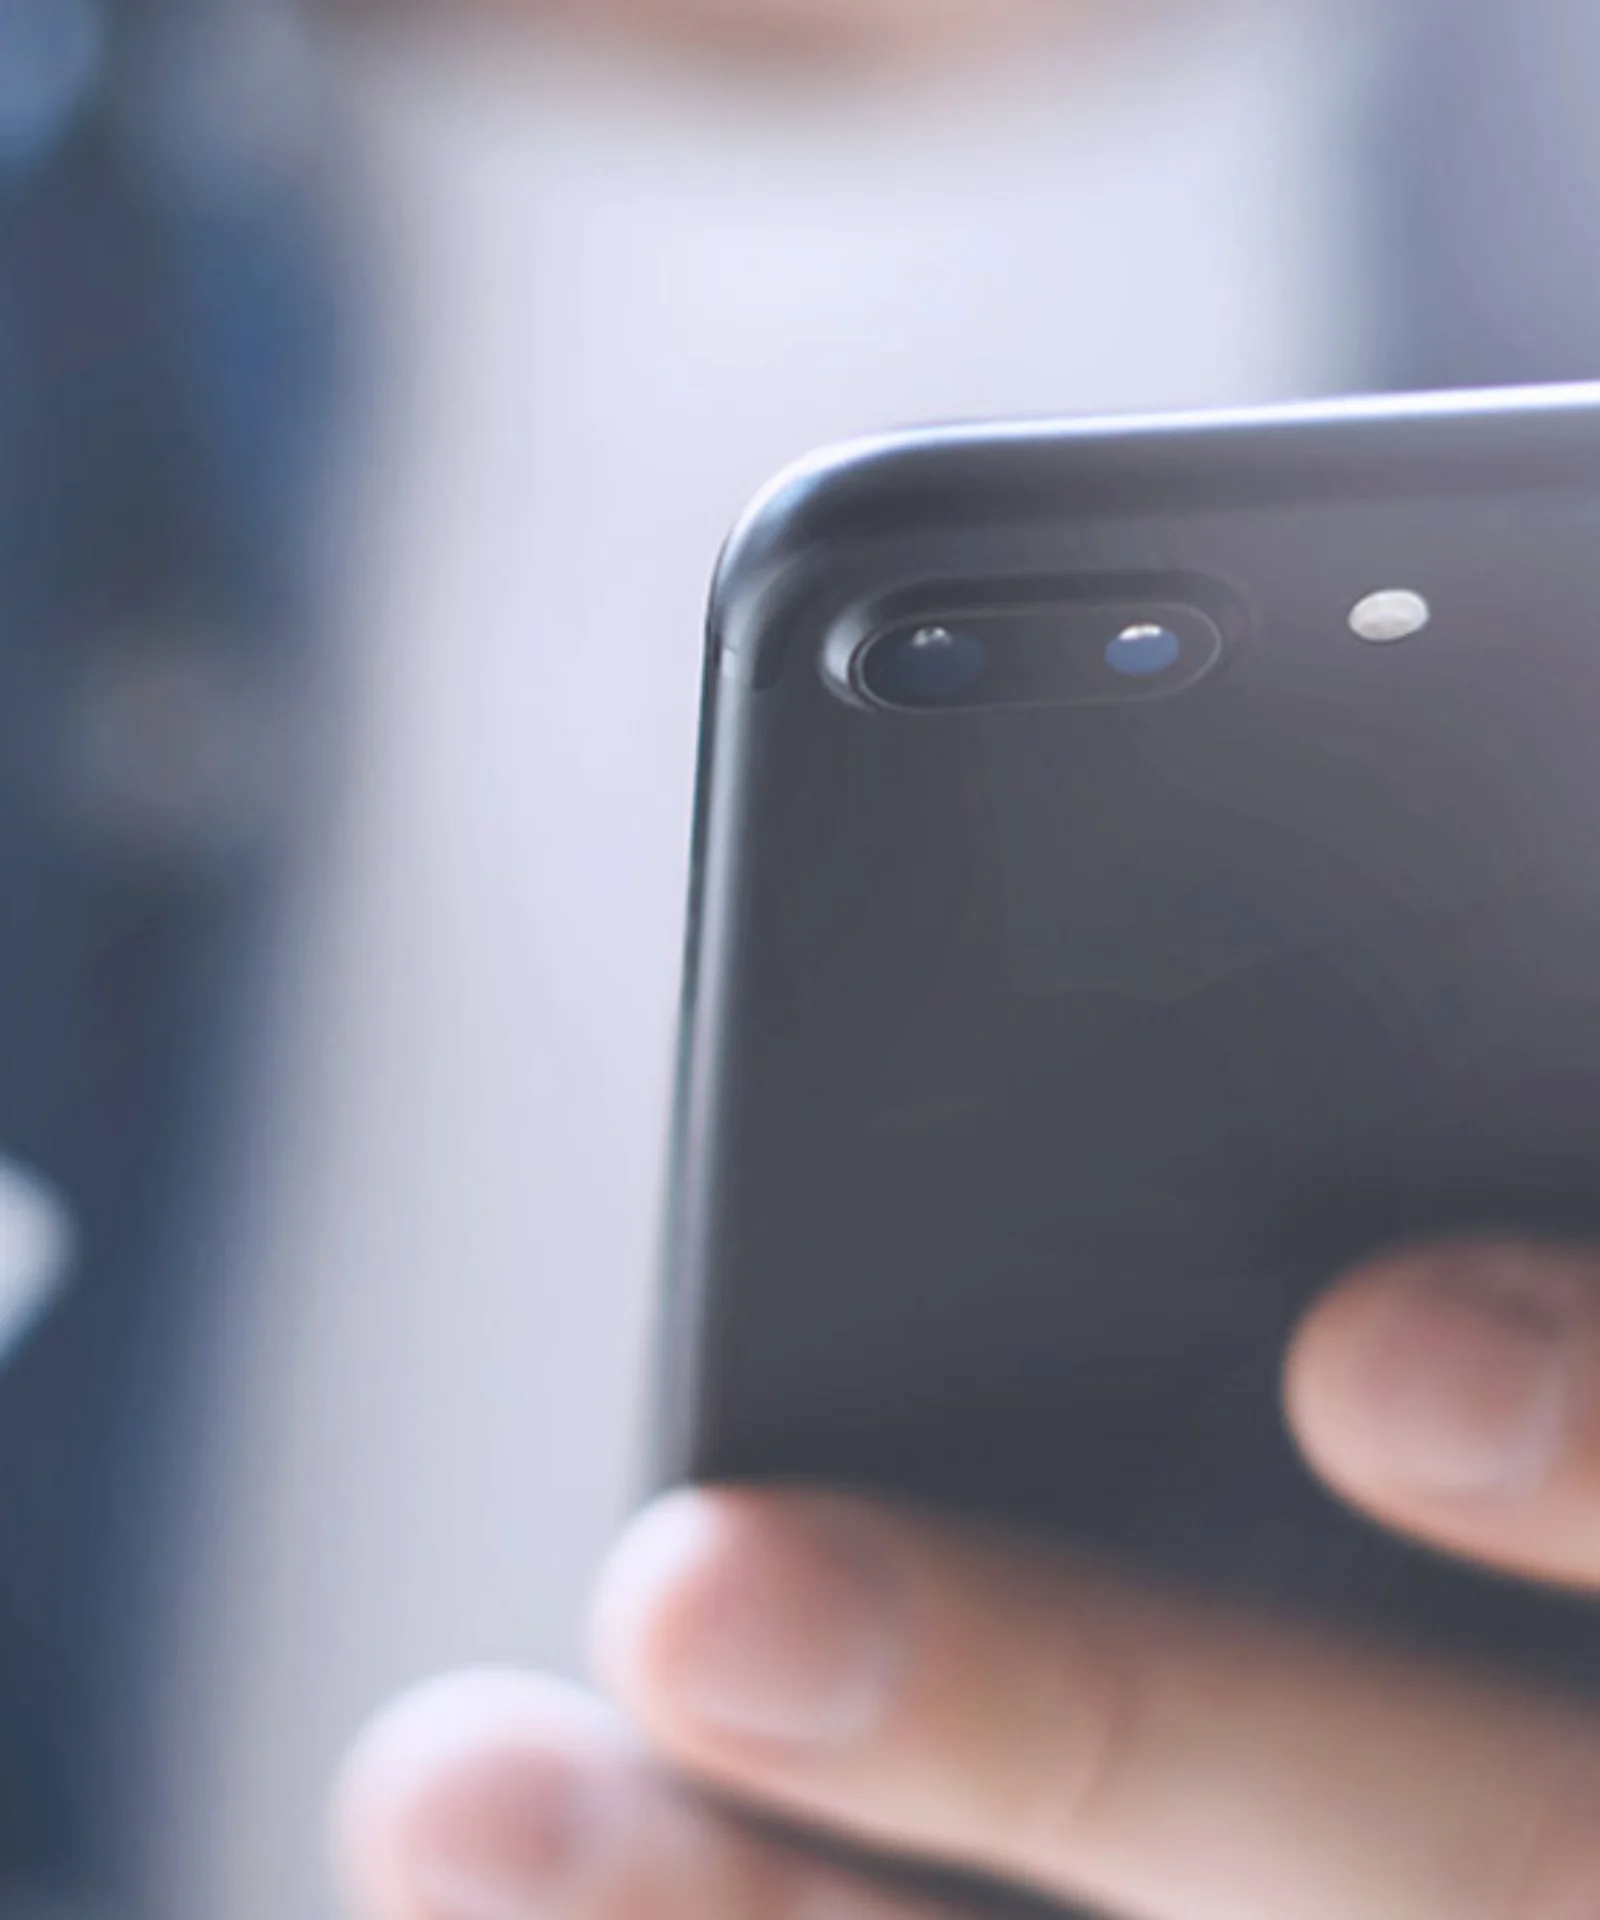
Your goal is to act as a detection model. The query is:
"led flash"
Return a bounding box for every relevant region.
[1350,589,1431,644]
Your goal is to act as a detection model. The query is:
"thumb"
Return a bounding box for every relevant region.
[1285,1238,1600,1589]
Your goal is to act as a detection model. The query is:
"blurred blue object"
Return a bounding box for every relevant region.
[1380,0,1600,387]
[0,0,105,172]
[0,0,336,1911]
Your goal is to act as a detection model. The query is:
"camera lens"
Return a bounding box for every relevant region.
[1104,623,1183,678]
[843,595,1226,713]
[861,625,988,707]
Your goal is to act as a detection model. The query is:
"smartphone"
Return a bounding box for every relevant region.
[660,383,1600,1693]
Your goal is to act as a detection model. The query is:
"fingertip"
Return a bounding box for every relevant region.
[333,1671,626,1920]
[591,1490,727,1714]
[592,1488,904,1755]
[1285,1239,1595,1504]
[1281,1251,1399,1476]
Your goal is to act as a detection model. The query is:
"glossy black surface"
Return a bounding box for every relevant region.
[664,386,1600,1700]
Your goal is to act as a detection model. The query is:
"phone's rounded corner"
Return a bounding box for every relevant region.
[708,433,900,686]
[709,423,1027,690]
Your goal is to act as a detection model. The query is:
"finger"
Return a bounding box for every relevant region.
[334,1667,967,1920]
[1285,1237,1600,1588]
[595,1489,1600,1920]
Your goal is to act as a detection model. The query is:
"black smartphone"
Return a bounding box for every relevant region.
[660,383,1600,1695]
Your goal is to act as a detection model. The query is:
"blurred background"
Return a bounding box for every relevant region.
[0,0,1597,1915]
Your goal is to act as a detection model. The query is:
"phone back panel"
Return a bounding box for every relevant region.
[664,388,1600,1688]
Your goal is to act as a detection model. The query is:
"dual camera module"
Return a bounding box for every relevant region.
[850,594,1227,713]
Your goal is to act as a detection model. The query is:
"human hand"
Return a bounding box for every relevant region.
[544,0,1056,62]
[336,1238,1600,1920]
[372,0,1081,69]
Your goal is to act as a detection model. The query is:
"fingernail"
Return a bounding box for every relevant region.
[1345,1251,1578,1493]
[406,1749,614,1920]
[597,1493,904,1748]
